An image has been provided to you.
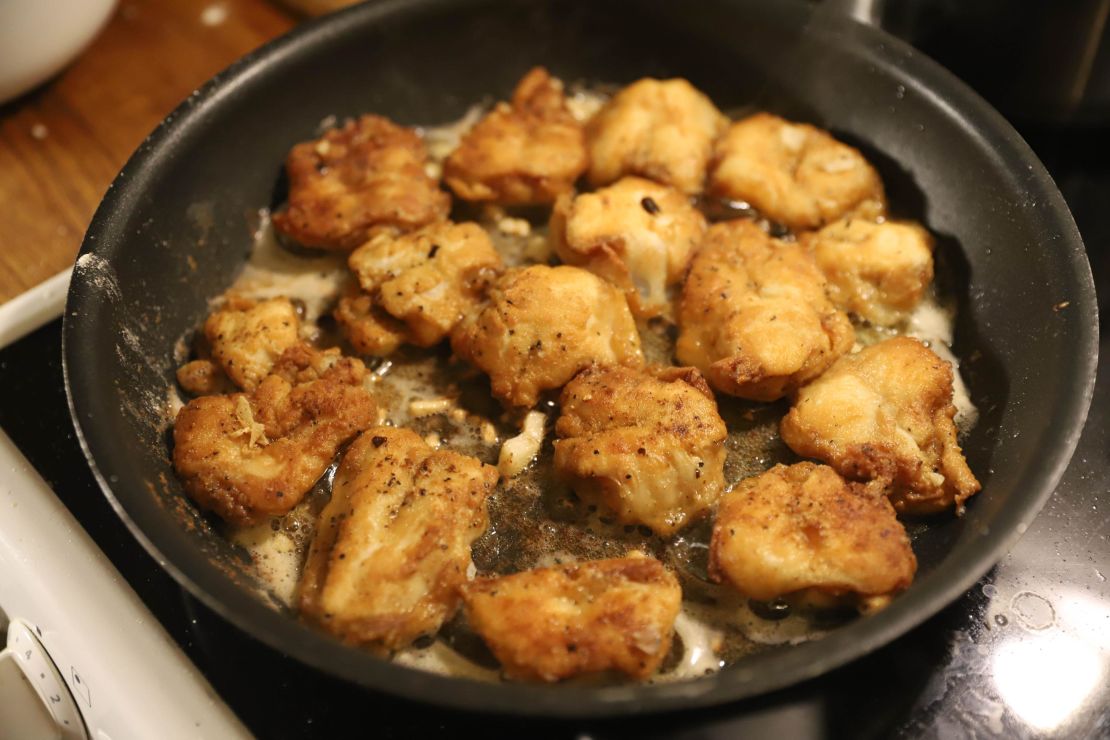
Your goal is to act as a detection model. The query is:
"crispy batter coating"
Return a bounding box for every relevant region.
[780,337,980,514]
[550,177,706,318]
[176,359,234,397]
[444,67,588,204]
[346,221,503,347]
[554,365,727,535]
[299,426,497,650]
[204,296,301,390]
[709,113,886,230]
[586,78,727,195]
[676,220,855,400]
[709,463,916,608]
[272,115,450,251]
[803,217,934,326]
[450,265,644,408]
[172,345,377,526]
[333,289,408,357]
[461,554,681,681]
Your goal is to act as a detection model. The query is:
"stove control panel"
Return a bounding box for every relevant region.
[0,428,248,739]
[0,618,87,739]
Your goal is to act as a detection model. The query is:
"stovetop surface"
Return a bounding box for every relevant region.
[2,131,1108,740]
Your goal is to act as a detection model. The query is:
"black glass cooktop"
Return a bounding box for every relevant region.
[2,83,1108,740]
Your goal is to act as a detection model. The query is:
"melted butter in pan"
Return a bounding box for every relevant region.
[223,295,937,682]
[197,102,978,683]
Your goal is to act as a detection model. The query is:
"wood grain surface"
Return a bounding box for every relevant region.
[0,0,297,305]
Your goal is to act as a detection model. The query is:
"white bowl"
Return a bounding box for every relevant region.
[0,0,118,104]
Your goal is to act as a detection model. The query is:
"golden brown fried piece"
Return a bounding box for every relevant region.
[176,359,234,397]
[461,554,681,682]
[172,345,377,526]
[709,113,886,230]
[451,265,644,408]
[554,365,727,535]
[803,217,934,326]
[586,78,727,195]
[444,67,588,204]
[346,221,503,347]
[272,115,450,251]
[299,426,497,650]
[332,289,408,357]
[710,463,916,609]
[550,177,706,318]
[203,296,301,390]
[676,220,855,401]
[780,337,980,514]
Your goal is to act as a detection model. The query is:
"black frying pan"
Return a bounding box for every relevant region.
[63,0,1098,717]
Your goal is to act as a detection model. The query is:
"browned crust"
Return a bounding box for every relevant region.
[299,427,498,649]
[272,114,450,250]
[708,462,916,604]
[444,67,588,204]
[172,345,377,525]
[461,555,681,681]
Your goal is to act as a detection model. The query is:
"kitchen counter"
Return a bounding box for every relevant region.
[0,0,293,305]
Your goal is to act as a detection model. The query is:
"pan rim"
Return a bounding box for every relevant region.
[62,0,1099,718]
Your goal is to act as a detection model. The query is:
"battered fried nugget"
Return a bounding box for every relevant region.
[272,115,450,251]
[709,113,886,230]
[172,345,377,526]
[333,289,408,357]
[550,177,706,318]
[803,217,934,326]
[299,426,497,650]
[554,365,726,535]
[346,221,503,347]
[709,463,916,609]
[586,78,727,194]
[780,337,980,514]
[176,359,234,396]
[676,220,854,401]
[450,265,644,408]
[461,554,681,682]
[203,296,301,390]
[444,67,588,204]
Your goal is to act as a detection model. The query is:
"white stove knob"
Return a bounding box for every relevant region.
[0,619,87,739]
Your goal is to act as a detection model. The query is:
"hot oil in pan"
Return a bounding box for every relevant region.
[219,227,973,684]
[191,103,977,684]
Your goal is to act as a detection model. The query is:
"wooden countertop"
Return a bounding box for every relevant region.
[0,0,297,305]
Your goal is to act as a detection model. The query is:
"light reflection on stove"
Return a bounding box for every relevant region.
[992,591,1109,732]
